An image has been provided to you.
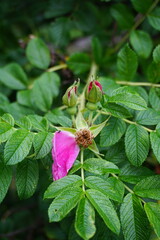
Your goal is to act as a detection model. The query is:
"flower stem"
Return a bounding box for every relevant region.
[80,148,85,192]
[116,81,160,88]
[79,62,98,111]
[47,64,67,72]
[88,111,93,126]
[71,115,76,128]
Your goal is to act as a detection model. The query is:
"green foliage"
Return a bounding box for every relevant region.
[125,125,149,166]
[134,175,160,200]
[48,187,83,222]
[144,202,160,238]
[100,117,126,147]
[117,44,138,81]
[4,129,34,165]
[26,38,51,69]
[67,52,91,75]
[1,0,160,239]
[16,159,39,199]
[75,197,96,239]
[86,189,120,235]
[120,193,150,240]
[83,158,120,174]
[130,30,153,58]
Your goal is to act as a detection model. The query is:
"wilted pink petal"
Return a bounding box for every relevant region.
[52,131,80,181]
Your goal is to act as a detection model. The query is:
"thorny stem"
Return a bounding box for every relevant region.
[95,154,146,204]
[110,0,159,53]
[80,148,85,192]
[116,81,160,88]
[79,62,98,111]
[47,63,67,72]
[97,110,155,133]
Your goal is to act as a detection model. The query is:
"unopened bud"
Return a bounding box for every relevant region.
[62,81,79,107]
[85,80,103,103]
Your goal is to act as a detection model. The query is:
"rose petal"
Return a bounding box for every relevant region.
[52,131,80,181]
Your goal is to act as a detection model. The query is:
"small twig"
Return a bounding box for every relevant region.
[97,110,155,133]
[47,63,67,72]
[116,81,160,88]
[80,148,85,192]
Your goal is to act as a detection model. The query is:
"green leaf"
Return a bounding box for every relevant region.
[131,0,152,13]
[144,202,160,238]
[134,175,160,200]
[91,37,103,65]
[45,0,75,18]
[153,45,160,64]
[125,125,149,166]
[1,113,14,126]
[109,92,147,110]
[4,63,28,85]
[16,116,32,130]
[88,140,100,155]
[16,159,39,199]
[69,160,81,175]
[99,77,119,96]
[44,175,82,199]
[28,115,48,131]
[111,4,134,29]
[103,103,132,119]
[150,131,160,163]
[149,88,160,111]
[86,189,120,235]
[33,132,53,159]
[100,117,126,147]
[148,7,160,31]
[85,176,124,202]
[49,17,71,48]
[89,119,108,138]
[26,37,51,69]
[48,187,83,222]
[75,197,96,239]
[83,158,120,174]
[4,129,34,165]
[76,111,88,130]
[120,193,150,240]
[31,72,60,112]
[46,111,72,127]
[0,122,15,142]
[135,108,160,125]
[67,52,91,75]
[147,62,160,83]
[105,141,127,164]
[0,67,26,90]
[117,44,138,81]
[17,90,33,108]
[130,30,153,58]
[120,162,153,184]
[0,163,12,203]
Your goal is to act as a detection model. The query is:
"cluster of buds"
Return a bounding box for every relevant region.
[62,79,103,113]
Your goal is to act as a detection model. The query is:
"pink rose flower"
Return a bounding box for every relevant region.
[52,131,80,181]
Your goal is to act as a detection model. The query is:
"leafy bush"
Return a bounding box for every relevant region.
[0,0,160,239]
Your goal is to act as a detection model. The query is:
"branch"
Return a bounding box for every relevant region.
[116,81,160,88]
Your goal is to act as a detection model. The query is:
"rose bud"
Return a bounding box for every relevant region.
[85,80,102,103]
[85,80,103,110]
[62,85,78,107]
